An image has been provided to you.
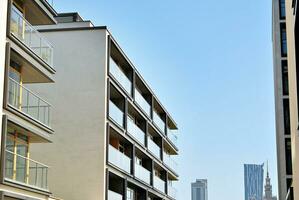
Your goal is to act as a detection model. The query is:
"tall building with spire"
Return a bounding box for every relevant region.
[263,164,277,200]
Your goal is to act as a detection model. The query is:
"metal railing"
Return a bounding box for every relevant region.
[168,184,177,199]
[108,145,131,173]
[153,111,165,133]
[163,152,178,173]
[134,89,151,117]
[5,150,48,190]
[8,77,51,127]
[127,117,145,146]
[109,101,124,128]
[147,136,161,159]
[167,128,178,147]
[10,6,54,67]
[109,58,132,95]
[108,190,123,200]
[153,175,165,193]
[135,163,151,184]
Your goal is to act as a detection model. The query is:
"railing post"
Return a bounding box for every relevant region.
[45,167,48,189]
[48,106,50,126]
[35,162,38,187]
[39,37,42,57]
[37,98,40,121]
[25,88,29,114]
[41,166,44,188]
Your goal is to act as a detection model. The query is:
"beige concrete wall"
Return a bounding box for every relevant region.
[285,0,299,199]
[29,29,108,200]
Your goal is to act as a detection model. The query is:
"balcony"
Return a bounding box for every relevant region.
[8,77,51,127]
[10,6,54,67]
[127,117,145,146]
[108,145,131,173]
[147,136,161,159]
[135,163,151,184]
[163,152,178,173]
[134,89,151,117]
[109,101,124,128]
[168,184,177,199]
[5,150,48,190]
[153,111,165,133]
[109,58,132,95]
[108,190,123,200]
[153,175,165,193]
[167,128,178,147]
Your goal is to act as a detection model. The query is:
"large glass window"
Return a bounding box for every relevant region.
[285,138,293,175]
[281,24,288,57]
[283,99,290,135]
[280,0,286,19]
[282,61,289,95]
[5,130,29,184]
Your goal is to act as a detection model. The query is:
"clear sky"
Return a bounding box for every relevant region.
[53,0,276,199]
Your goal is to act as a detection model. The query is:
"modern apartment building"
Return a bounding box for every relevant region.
[0,0,61,199]
[272,0,299,199]
[191,179,208,200]
[27,12,179,200]
[272,0,293,199]
[244,164,264,200]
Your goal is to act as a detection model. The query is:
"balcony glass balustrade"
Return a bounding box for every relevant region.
[109,58,132,95]
[147,136,161,159]
[108,145,131,173]
[10,6,54,67]
[109,101,124,128]
[8,77,51,127]
[153,175,165,193]
[135,163,151,184]
[108,190,123,200]
[134,89,151,117]
[163,152,178,173]
[168,184,177,199]
[5,150,48,190]
[153,111,165,133]
[167,128,178,147]
[127,117,145,145]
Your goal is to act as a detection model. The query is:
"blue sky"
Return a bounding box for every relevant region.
[53,0,276,199]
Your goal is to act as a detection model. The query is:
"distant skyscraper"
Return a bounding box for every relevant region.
[263,164,277,200]
[191,179,208,200]
[244,164,264,200]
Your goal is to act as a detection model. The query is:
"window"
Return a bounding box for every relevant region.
[285,138,293,175]
[283,99,290,135]
[127,188,134,200]
[5,130,29,183]
[280,0,286,19]
[282,61,289,95]
[281,24,288,57]
[135,157,142,165]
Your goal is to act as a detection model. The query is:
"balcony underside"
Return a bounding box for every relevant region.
[8,43,54,84]
[14,0,57,25]
[3,113,52,143]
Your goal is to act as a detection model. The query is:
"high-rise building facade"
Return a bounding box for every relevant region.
[272,0,299,199]
[244,164,264,200]
[191,179,208,200]
[28,11,179,200]
[0,0,61,199]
